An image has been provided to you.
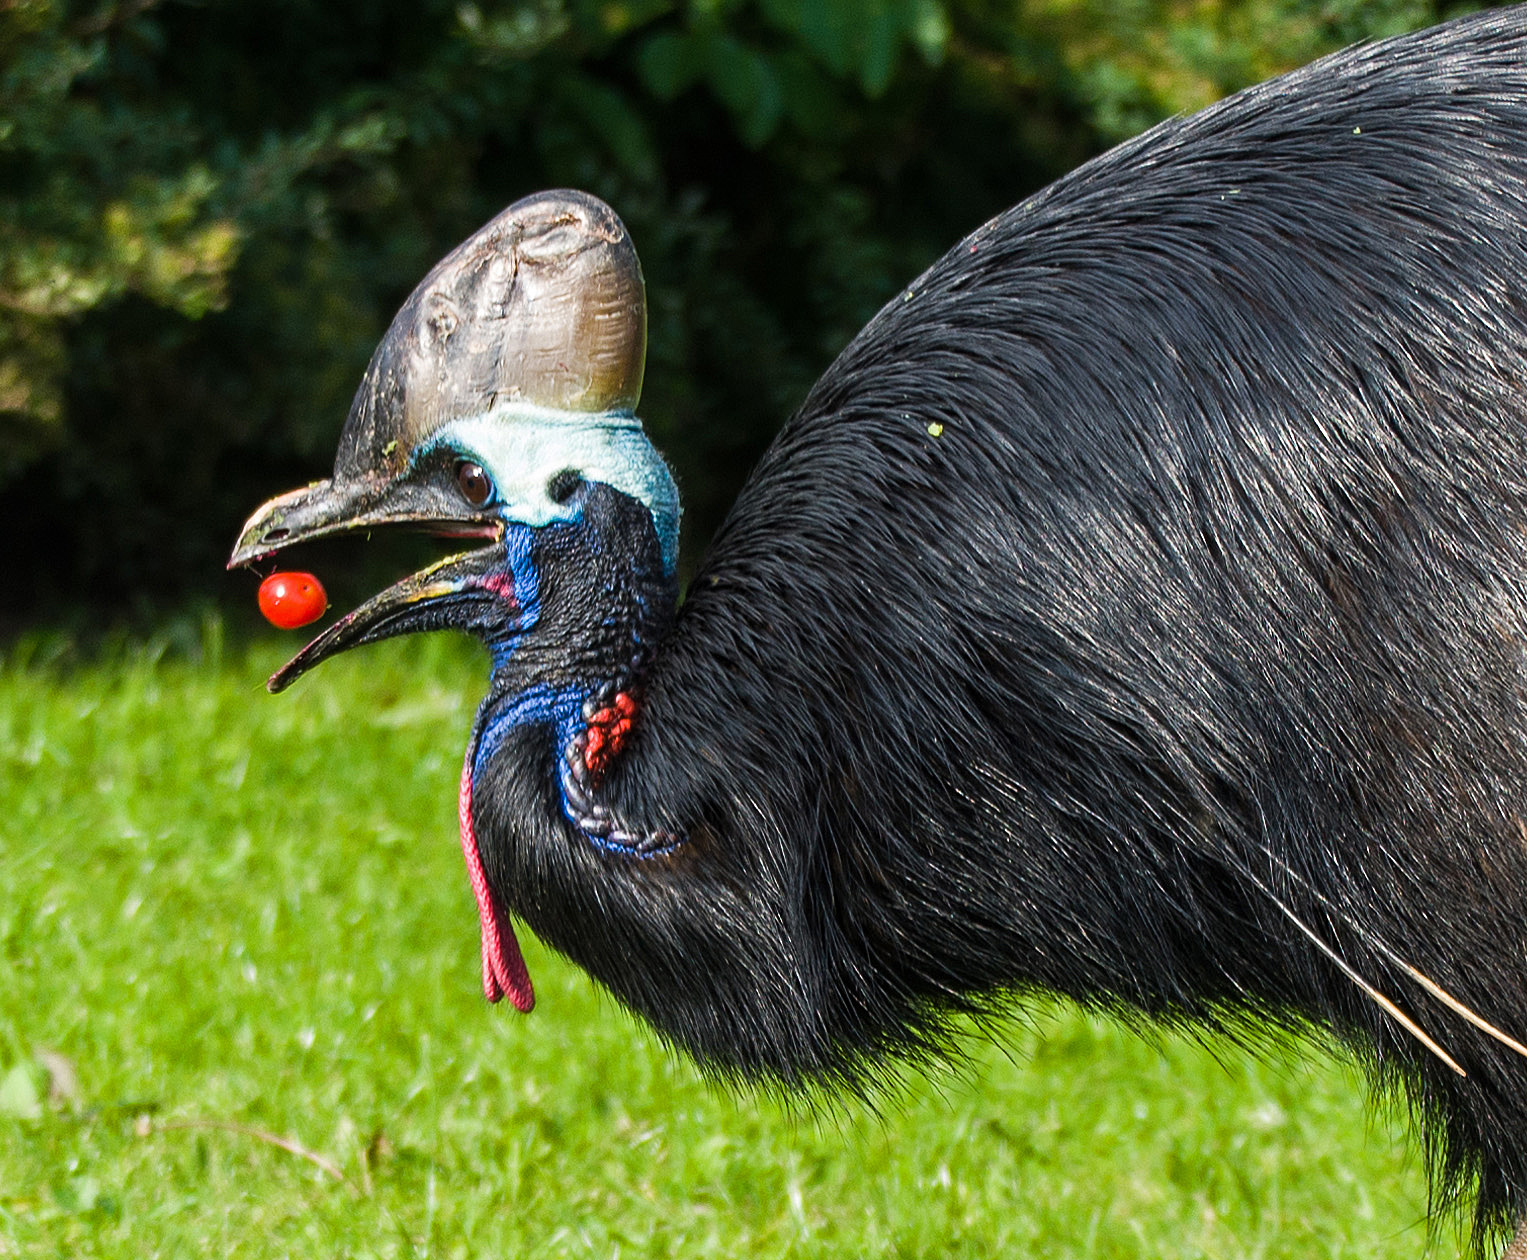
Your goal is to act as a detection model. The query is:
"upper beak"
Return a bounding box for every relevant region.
[228,473,494,569]
[228,475,509,692]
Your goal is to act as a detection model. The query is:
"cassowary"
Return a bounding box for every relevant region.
[232,7,1527,1254]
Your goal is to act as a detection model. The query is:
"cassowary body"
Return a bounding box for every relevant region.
[234,8,1527,1252]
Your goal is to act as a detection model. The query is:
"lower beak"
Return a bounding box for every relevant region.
[264,546,515,692]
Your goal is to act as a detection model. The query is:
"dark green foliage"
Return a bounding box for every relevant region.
[0,0,1489,615]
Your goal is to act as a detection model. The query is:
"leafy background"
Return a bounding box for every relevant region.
[0,0,1491,621]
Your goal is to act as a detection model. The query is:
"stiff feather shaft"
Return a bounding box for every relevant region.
[1236,865,1467,1078]
[1248,843,1527,1065]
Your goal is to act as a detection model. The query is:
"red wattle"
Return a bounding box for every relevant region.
[459,748,534,1012]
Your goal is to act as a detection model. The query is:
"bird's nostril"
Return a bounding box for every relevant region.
[265,527,290,542]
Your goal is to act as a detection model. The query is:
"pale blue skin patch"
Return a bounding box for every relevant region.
[422,402,681,575]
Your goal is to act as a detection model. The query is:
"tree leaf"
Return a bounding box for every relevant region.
[706,35,782,147]
[636,30,703,100]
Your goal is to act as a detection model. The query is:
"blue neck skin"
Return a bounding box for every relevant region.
[485,524,541,676]
[472,520,583,812]
[467,515,679,859]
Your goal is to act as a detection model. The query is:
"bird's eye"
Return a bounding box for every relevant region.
[456,460,493,507]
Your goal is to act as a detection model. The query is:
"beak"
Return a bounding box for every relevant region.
[264,545,514,693]
[228,473,494,568]
[229,476,511,692]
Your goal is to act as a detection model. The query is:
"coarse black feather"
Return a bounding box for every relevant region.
[465,7,1527,1248]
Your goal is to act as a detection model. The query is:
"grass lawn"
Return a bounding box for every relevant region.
[0,623,1446,1258]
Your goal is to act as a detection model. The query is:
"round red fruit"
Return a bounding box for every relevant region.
[258,572,327,629]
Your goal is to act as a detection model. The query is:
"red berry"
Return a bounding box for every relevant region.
[258,571,327,630]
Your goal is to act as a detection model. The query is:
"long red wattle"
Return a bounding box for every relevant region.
[458,748,535,1011]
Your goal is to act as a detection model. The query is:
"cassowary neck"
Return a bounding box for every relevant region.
[468,480,929,1081]
[474,481,678,856]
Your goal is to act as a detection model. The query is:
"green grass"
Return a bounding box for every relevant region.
[0,624,1447,1258]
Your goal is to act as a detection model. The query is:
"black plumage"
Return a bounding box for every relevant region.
[234,7,1527,1252]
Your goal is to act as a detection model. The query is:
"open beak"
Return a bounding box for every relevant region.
[228,476,510,692]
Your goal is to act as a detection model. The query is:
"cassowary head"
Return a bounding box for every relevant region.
[230,191,689,1017]
[229,189,679,692]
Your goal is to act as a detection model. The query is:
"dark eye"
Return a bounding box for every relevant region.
[455,460,493,507]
